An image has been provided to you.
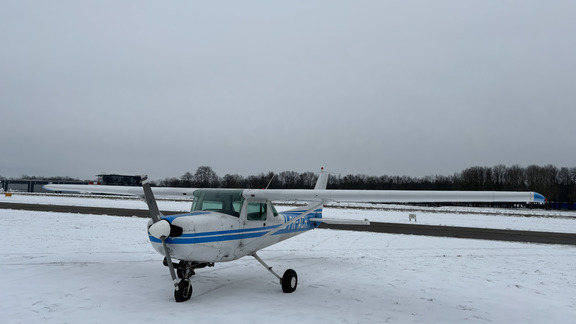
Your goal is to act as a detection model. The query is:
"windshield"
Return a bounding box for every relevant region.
[191,189,244,217]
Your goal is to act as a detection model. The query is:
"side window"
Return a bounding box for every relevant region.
[247,203,267,221]
[269,203,279,217]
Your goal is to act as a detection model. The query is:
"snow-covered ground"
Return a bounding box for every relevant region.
[1,206,575,323]
[2,194,576,323]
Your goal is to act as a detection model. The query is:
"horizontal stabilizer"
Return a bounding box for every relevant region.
[309,218,370,225]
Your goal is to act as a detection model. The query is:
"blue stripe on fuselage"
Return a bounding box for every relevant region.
[149,208,322,245]
[148,224,310,244]
[177,224,283,238]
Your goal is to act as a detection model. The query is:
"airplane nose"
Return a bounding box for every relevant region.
[149,220,171,239]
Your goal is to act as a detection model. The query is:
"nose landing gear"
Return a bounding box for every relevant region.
[163,258,214,302]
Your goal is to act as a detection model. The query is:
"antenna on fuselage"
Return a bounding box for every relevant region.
[265,173,276,190]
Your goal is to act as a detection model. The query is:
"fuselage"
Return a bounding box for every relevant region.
[147,189,322,262]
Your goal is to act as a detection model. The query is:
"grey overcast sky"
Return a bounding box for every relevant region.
[1,1,575,180]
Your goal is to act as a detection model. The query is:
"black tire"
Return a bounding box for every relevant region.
[281,269,298,293]
[174,280,192,302]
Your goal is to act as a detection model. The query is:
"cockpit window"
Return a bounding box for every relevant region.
[247,202,267,221]
[191,189,244,217]
[270,203,279,217]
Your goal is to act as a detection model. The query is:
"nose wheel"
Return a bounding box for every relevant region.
[175,279,192,302]
[173,264,193,302]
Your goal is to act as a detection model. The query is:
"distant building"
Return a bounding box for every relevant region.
[97,174,141,186]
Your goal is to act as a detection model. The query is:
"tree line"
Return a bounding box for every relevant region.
[155,164,576,202]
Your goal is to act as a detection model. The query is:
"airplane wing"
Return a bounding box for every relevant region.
[44,184,546,204]
[242,189,546,204]
[43,184,196,198]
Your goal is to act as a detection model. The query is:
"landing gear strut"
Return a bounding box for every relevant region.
[252,253,298,293]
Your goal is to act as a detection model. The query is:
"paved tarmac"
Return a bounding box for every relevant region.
[2,202,575,245]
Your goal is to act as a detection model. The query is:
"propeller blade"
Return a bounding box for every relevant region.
[141,175,163,223]
[141,176,178,285]
[162,238,178,285]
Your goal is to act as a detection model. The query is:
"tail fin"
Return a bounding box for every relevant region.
[307,168,328,223]
[314,167,329,190]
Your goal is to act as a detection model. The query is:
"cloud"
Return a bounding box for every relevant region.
[1,1,575,179]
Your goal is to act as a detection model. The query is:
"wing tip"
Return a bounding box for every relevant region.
[533,192,546,203]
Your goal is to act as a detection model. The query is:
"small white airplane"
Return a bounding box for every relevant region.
[44,169,545,302]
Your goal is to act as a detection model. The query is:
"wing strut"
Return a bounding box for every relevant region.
[239,202,323,257]
[252,252,281,280]
[262,202,324,240]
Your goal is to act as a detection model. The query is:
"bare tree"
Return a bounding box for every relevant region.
[180,172,193,187]
[222,174,245,188]
[192,166,220,188]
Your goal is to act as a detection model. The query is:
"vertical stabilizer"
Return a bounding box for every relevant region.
[314,167,329,190]
[306,167,328,224]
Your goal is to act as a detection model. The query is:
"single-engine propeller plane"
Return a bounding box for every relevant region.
[44,169,545,302]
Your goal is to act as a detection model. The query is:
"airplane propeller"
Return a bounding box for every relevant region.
[141,176,192,302]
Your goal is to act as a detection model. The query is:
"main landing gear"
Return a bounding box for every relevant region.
[252,253,298,293]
